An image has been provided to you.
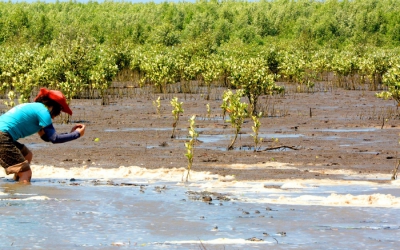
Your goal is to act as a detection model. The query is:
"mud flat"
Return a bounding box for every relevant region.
[1,88,400,248]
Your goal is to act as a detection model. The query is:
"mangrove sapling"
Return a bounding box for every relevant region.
[170,97,184,138]
[221,90,233,120]
[391,134,400,180]
[272,137,279,146]
[206,103,211,120]
[199,55,223,101]
[251,112,263,152]
[184,115,199,182]
[221,89,248,150]
[221,101,228,120]
[375,61,400,105]
[229,57,284,115]
[140,50,177,96]
[153,96,161,116]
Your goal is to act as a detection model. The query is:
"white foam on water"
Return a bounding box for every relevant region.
[325,193,399,206]
[392,178,400,186]
[0,164,221,182]
[1,163,400,249]
[310,168,392,180]
[1,196,50,200]
[1,164,400,208]
[19,196,49,200]
[245,193,400,208]
[227,162,298,170]
[280,182,307,189]
[193,178,380,191]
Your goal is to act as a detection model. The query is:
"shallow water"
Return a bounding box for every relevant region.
[1,166,399,250]
[319,128,378,133]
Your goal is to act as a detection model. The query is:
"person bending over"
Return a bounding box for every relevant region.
[0,88,86,183]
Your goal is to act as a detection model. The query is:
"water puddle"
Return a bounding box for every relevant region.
[105,127,303,139]
[195,116,224,121]
[179,133,303,143]
[105,127,171,132]
[1,165,399,249]
[24,142,49,150]
[320,128,377,133]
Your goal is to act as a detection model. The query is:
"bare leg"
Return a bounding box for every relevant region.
[17,169,32,183]
[25,150,33,163]
[14,150,33,183]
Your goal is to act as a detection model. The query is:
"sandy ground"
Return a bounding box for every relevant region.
[11,84,400,183]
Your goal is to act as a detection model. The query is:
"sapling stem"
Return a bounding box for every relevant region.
[221,89,248,150]
[170,97,184,138]
[392,160,400,180]
[251,112,263,152]
[184,115,198,182]
[153,96,161,116]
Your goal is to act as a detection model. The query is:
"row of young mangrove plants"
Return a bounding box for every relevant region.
[168,89,261,181]
[1,41,400,114]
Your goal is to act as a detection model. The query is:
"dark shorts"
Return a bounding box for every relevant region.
[0,132,31,175]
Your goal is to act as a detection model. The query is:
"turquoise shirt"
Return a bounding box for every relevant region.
[0,103,52,141]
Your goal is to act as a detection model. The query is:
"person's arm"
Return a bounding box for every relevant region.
[39,124,84,144]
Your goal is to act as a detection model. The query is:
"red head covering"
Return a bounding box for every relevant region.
[34,88,73,115]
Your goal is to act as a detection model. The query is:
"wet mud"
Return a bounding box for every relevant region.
[1,87,400,249]
[14,87,399,182]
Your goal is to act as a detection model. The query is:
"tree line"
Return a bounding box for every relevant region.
[0,0,399,48]
[0,0,399,109]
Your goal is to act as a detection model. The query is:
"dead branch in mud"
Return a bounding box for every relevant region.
[262,145,299,151]
[391,160,400,180]
[198,238,210,250]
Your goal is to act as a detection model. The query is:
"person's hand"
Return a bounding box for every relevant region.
[71,124,86,137]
